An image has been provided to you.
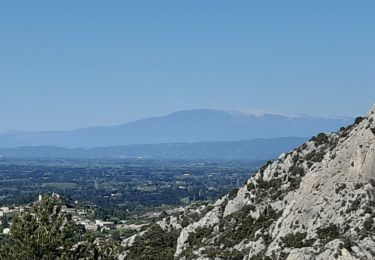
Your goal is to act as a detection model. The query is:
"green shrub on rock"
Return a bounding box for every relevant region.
[127,224,179,260]
[316,224,340,243]
[281,232,315,248]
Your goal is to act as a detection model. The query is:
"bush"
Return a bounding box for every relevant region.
[247,183,255,191]
[312,150,325,162]
[268,179,283,189]
[289,165,305,176]
[316,224,340,242]
[228,188,239,200]
[186,227,213,247]
[180,217,189,228]
[335,183,346,194]
[311,133,329,146]
[287,177,301,191]
[354,117,364,125]
[256,179,283,190]
[363,217,374,232]
[127,224,179,260]
[281,232,315,248]
[218,205,282,248]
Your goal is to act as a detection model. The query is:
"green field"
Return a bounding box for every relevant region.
[41,183,78,189]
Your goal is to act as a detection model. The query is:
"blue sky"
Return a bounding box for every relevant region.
[1,1,375,131]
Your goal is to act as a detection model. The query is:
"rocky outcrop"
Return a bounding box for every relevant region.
[123,105,375,260]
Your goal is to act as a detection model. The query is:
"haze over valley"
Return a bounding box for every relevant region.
[1,1,375,259]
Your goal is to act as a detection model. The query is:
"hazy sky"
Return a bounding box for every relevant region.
[1,1,375,131]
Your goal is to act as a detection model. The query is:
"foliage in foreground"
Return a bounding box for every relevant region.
[0,196,122,259]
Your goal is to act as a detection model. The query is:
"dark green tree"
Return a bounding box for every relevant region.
[0,196,78,259]
[0,196,122,259]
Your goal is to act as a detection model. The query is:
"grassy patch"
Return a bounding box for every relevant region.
[41,183,78,189]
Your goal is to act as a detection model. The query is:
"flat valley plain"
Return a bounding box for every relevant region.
[0,158,262,219]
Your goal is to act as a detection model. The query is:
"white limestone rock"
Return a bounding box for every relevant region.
[123,105,375,260]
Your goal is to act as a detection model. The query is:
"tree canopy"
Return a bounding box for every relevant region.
[0,196,122,259]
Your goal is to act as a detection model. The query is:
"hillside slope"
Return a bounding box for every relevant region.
[121,105,375,260]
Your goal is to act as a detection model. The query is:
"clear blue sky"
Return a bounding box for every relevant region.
[1,1,374,131]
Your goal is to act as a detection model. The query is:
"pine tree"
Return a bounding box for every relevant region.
[0,196,123,259]
[0,196,78,259]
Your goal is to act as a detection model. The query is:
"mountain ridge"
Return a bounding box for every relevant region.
[0,109,353,149]
[0,137,306,160]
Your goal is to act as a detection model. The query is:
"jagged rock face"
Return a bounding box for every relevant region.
[123,106,375,260]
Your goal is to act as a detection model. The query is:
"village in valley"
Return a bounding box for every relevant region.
[0,159,260,243]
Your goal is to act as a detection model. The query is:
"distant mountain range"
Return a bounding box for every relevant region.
[0,137,307,160]
[0,109,353,149]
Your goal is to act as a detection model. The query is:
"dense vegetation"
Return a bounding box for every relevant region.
[0,196,121,259]
[126,224,180,260]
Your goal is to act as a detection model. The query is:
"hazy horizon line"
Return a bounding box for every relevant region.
[0,108,354,134]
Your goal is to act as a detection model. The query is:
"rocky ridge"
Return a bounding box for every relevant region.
[121,105,375,260]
